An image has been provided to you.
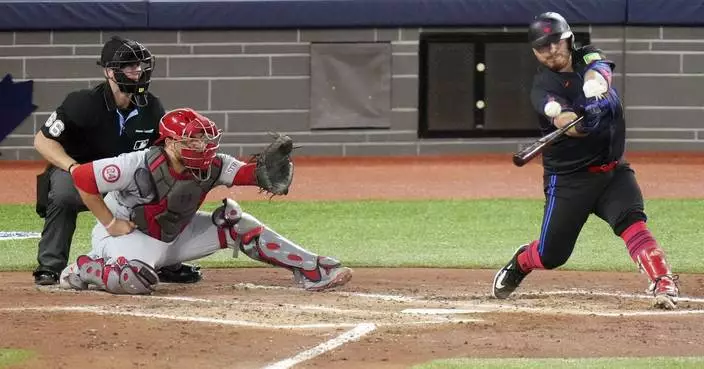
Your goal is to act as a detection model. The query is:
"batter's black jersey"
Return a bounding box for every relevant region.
[39,82,165,164]
[530,45,626,175]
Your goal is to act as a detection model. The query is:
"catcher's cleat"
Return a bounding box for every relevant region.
[294,257,353,291]
[492,244,530,299]
[157,263,202,284]
[648,275,679,310]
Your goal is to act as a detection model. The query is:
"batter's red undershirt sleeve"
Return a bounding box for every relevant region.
[72,162,100,194]
[232,162,257,186]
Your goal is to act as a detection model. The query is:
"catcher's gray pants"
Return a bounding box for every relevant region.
[36,168,87,274]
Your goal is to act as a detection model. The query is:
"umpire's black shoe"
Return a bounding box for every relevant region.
[157,263,202,284]
[33,270,59,286]
[492,244,530,299]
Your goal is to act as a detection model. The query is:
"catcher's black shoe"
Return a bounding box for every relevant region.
[157,263,202,284]
[492,244,530,299]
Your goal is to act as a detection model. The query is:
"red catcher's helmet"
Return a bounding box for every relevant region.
[156,108,222,180]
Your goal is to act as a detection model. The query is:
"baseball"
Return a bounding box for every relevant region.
[476,63,486,72]
[543,101,562,118]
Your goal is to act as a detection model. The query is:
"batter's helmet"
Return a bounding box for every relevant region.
[157,108,222,180]
[528,12,574,49]
[99,36,155,107]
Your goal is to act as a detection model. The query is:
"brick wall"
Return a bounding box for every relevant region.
[1,26,702,160]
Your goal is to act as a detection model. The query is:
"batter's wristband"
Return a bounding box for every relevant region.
[67,163,78,173]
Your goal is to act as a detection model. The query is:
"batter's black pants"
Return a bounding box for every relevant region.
[537,163,647,269]
[35,166,87,275]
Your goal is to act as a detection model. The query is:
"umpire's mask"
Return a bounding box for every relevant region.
[99,36,155,107]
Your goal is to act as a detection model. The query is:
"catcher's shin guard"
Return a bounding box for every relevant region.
[65,255,158,295]
[636,246,679,309]
[213,199,352,291]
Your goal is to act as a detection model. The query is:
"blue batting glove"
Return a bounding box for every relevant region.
[577,96,610,134]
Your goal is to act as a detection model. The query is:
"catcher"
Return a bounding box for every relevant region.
[58,107,352,294]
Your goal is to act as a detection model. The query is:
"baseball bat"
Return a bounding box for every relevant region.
[512,116,584,167]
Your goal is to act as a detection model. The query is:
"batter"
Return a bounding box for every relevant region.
[491,12,679,309]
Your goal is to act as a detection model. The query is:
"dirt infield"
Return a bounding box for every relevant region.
[1,153,704,369]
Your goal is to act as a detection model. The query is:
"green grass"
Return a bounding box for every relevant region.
[0,199,703,273]
[0,348,34,368]
[413,357,704,369]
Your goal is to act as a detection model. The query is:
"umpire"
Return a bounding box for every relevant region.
[32,36,202,285]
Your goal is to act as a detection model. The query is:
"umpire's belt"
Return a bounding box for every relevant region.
[587,160,619,173]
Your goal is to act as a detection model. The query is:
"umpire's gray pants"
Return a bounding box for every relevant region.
[35,168,87,274]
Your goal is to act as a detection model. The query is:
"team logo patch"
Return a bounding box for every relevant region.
[102,164,121,183]
[583,52,602,64]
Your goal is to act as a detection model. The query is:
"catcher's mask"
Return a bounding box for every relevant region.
[99,36,154,107]
[156,108,222,181]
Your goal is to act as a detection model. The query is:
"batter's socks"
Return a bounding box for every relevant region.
[516,240,544,273]
[621,221,658,263]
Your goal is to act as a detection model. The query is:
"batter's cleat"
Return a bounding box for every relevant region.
[492,244,530,299]
[157,263,202,284]
[648,275,679,310]
[294,257,353,291]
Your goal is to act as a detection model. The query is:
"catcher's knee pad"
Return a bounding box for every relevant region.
[212,199,268,252]
[212,198,243,228]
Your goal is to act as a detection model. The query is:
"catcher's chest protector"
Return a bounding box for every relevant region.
[132,147,222,242]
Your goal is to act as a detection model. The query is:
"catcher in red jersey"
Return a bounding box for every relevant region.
[59,108,352,294]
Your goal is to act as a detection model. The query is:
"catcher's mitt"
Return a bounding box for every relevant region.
[251,132,294,196]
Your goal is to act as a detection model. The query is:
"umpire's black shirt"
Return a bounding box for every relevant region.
[529,45,626,175]
[40,82,165,164]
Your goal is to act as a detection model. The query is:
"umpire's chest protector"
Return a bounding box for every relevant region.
[132,147,222,243]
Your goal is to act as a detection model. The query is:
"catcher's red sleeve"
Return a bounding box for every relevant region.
[72,162,100,194]
[232,162,257,186]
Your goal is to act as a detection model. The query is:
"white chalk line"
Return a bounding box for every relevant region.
[0,306,356,329]
[262,323,377,369]
[0,305,481,328]
[29,284,704,320]
[239,282,704,305]
[26,287,485,325]
[38,283,704,305]
[402,306,704,317]
[39,287,405,318]
[235,284,704,317]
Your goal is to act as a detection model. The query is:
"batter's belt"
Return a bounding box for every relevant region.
[587,160,619,173]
